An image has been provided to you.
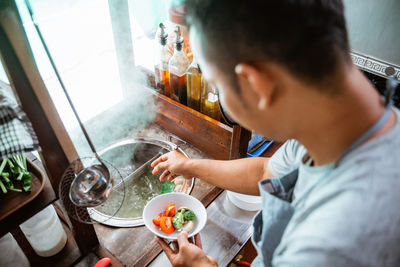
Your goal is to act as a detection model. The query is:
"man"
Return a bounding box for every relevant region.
[151,0,400,266]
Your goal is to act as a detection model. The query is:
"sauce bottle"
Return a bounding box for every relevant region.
[200,77,222,121]
[169,26,190,104]
[186,56,202,111]
[154,23,172,96]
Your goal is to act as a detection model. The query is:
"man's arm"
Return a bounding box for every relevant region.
[151,150,274,195]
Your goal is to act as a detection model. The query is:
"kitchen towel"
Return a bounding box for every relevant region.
[0,81,40,160]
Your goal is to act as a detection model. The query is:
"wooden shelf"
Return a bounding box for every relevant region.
[139,66,251,160]
[154,92,232,158]
[0,154,56,237]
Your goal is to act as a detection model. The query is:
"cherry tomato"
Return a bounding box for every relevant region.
[165,203,176,217]
[160,216,175,234]
[152,213,163,226]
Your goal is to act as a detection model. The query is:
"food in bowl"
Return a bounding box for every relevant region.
[152,203,196,234]
[143,192,207,240]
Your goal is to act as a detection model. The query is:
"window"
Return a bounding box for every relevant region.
[15,0,170,156]
[0,61,9,84]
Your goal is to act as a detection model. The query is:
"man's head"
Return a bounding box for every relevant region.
[186,0,352,140]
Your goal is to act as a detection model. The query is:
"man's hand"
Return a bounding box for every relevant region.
[152,149,270,195]
[155,231,217,267]
[151,150,192,181]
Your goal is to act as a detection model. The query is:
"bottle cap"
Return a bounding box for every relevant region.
[158,23,168,46]
[174,26,184,51]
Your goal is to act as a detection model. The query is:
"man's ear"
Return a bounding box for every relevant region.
[235,63,276,111]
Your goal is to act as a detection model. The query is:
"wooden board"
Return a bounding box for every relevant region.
[0,158,45,221]
[0,155,57,237]
[154,92,235,160]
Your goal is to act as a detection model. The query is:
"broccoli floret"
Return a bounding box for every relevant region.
[183,210,195,221]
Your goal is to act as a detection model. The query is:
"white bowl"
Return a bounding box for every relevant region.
[227,191,262,211]
[143,192,207,240]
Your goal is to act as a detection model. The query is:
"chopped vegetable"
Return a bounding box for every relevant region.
[152,213,163,226]
[0,159,7,174]
[183,210,195,221]
[153,203,196,234]
[172,210,185,230]
[172,208,196,232]
[0,154,31,194]
[160,181,175,194]
[182,221,194,232]
[160,216,175,234]
[0,179,7,194]
[165,203,176,217]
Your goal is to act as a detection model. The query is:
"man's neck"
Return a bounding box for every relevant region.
[295,66,394,166]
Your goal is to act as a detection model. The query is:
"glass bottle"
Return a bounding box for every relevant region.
[186,56,202,111]
[200,77,222,121]
[154,23,172,96]
[169,26,190,104]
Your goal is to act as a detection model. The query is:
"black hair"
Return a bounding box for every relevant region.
[185,0,351,89]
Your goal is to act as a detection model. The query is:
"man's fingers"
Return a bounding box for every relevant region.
[155,236,176,262]
[207,256,217,265]
[151,154,168,168]
[177,231,190,247]
[168,173,178,181]
[171,241,179,253]
[160,170,171,181]
[194,233,202,248]
[152,162,168,175]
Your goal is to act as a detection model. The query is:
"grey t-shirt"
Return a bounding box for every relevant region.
[267,108,400,266]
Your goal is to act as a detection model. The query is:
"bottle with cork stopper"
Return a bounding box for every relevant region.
[169,26,190,104]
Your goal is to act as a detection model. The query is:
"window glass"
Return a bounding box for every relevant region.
[15,0,167,156]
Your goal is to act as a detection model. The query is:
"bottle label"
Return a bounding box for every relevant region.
[207,92,219,103]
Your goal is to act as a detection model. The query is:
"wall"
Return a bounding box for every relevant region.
[344,0,400,67]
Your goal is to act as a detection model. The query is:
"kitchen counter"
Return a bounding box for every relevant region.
[92,124,237,266]
[92,124,280,266]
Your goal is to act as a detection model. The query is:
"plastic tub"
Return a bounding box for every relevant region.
[20,205,67,257]
[0,233,30,267]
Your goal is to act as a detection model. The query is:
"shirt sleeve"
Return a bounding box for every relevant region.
[268,139,307,177]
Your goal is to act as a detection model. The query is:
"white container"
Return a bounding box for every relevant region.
[20,205,67,257]
[0,233,30,267]
[227,191,262,211]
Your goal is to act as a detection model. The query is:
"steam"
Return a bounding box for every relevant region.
[70,72,158,158]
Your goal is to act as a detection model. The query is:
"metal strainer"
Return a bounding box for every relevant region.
[59,157,125,224]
